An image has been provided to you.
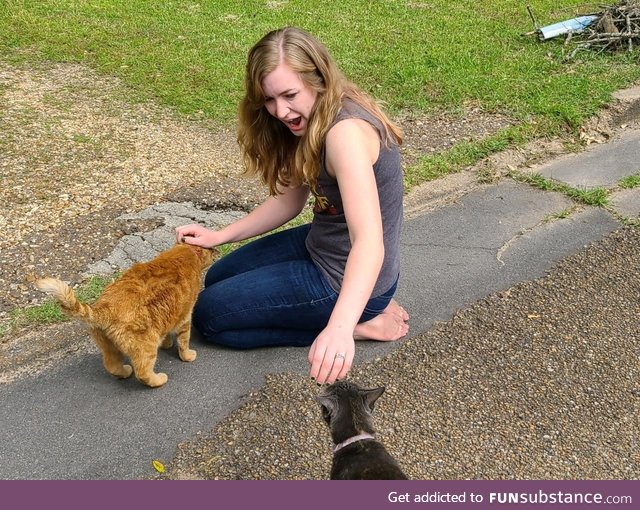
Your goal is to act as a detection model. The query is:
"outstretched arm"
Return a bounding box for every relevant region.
[176,184,310,248]
[308,118,384,384]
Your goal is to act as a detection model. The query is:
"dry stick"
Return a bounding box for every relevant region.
[568,39,617,59]
[526,5,539,30]
[564,3,640,58]
[587,32,640,40]
[565,31,574,46]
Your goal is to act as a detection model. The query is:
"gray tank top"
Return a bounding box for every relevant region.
[305,99,403,297]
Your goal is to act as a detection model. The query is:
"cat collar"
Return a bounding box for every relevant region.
[333,433,375,454]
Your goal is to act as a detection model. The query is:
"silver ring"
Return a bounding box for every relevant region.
[335,353,346,360]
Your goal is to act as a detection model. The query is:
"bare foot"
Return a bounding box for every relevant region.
[354,313,409,342]
[383,299,409,321]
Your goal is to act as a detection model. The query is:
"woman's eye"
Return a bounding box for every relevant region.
[285,93,297,99]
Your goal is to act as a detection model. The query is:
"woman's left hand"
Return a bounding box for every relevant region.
[308,327,355,385]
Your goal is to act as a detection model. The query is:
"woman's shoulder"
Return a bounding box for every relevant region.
[336,98,370,121]
[325,113,381,169]
[333,98,383,138]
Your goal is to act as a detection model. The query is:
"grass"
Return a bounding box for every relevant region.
[4,1,636,189]
[619,172,640,189]
[0,274,117,338]
[404,122,540,187]
[1,1,639,128]
[545,206,577,221]
[510,171,609,207]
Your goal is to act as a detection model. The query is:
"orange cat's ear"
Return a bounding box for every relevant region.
[198,247,217,265]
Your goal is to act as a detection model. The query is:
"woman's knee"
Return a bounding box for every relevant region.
[192,296,217,338]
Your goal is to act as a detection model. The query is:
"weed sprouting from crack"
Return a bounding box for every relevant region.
[508,170,609,207]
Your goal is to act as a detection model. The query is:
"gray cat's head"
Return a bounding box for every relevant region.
[316,380,385,439]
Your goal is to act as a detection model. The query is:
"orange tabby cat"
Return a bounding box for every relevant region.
[36,243,216,388]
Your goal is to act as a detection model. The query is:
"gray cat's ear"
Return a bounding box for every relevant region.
[362,386,385,411]
[316,395,335,423]
[315,394,334,409]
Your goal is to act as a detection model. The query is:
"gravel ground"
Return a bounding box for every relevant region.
[165,225,639,480]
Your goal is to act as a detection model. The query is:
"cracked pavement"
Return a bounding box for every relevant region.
[84,203,244,276]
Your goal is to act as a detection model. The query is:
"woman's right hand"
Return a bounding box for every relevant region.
[175,224,220,248]
[175,185,309,250]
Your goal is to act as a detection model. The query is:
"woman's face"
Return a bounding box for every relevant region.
[261,62,317,136]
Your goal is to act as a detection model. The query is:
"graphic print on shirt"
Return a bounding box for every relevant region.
[312,183,338,215]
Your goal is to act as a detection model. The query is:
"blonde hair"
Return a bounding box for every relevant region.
[238,27,402,195]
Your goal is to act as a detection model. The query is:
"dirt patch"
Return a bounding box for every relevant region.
[0,320,95,385]
[398,106,514,167]
[0,61,257,318]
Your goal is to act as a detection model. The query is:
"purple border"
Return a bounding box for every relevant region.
[3,480,638,510]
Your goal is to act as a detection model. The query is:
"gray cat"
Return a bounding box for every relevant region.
[316,380,408,480]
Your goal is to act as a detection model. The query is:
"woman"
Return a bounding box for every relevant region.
[176,27,409,384]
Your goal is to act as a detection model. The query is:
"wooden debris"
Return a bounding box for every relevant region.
[525,2,640,58]
[567,1,640,58]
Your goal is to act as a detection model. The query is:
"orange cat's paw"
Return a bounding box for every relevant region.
[179,349,197,362]
[161,336,174,349]
[112,364,133,379]
[145,372,168,388]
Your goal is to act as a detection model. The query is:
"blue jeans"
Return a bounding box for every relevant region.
[192,224,398,349]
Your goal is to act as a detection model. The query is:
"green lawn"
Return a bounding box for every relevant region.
[2,0,639,129]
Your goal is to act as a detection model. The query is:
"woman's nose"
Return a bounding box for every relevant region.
[275,99,289,119]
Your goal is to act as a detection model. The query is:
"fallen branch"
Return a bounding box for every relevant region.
[528,1,640,58]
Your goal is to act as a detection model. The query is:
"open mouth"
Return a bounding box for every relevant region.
[286,117,302,129]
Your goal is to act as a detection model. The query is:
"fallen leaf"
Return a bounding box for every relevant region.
[152,460,165,473]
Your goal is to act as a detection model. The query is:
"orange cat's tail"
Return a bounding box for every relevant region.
[35,278,96,324]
